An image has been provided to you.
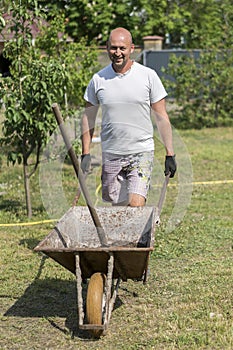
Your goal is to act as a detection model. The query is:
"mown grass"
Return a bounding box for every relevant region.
[0,127,233,349]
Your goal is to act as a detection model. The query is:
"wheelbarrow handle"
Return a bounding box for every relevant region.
[156,173,170,219]
[52,103,108,247]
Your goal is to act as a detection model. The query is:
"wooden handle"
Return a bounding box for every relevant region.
[52,103,108,246]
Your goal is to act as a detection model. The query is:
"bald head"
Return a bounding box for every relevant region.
[108,27,133,46]
[107,27,134,73]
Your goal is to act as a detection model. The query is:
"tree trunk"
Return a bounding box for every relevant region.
[23,163,32,218]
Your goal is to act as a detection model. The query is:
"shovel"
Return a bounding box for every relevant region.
[52,103,108,247]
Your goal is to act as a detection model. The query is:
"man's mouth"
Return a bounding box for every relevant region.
[114,56,124,62]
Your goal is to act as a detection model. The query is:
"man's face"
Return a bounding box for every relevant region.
[107,32,134,72]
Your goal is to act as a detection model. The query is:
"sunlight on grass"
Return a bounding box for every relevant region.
[0,127,233,349]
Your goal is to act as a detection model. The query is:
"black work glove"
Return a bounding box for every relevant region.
[81,154,91,173]
[164,155,177,178]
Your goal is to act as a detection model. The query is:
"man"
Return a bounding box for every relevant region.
[81,27,176,207]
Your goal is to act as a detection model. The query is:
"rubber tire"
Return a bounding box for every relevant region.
[86,272,105,338]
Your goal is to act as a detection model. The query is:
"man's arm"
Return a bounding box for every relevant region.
[151,98,177,177]
[151,98,174,156]
[81,101,99,155]
[80,102,99,173]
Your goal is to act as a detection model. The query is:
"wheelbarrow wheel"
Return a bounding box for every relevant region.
[86,272,105,338]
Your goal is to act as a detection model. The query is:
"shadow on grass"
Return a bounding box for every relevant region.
[4,255,124,340]
[0,199,22,212]
[19,238,42,250]
[0,199,47,217]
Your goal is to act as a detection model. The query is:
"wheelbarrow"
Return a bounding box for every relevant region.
[34,104,169,337]
[34,205,156,337]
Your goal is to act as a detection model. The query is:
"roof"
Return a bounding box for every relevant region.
[0,12,72,43]
[142,35,164,41]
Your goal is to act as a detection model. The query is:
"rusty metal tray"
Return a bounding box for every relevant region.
[34,206,156,280]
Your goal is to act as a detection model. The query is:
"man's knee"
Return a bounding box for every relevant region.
[129,193,146,207]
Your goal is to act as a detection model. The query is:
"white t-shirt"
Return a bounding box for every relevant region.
[84,61,167,155]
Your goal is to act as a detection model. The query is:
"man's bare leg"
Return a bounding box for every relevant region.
[128,193,146,207]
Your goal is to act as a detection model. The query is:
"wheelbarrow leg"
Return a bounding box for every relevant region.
[103,253,121,334]
[75,253,85,326]
[143,252,150,285]
[103,276,121,335]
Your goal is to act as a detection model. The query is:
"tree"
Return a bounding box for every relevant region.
[35,0,233,50]
[0,1,98,217]
[165,48,233,129]
[155,0,233,128]
[38,0,169,45]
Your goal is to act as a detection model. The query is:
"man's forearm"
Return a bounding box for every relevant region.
[151,99,175,156]
[81,103,98,155]
[81,114,93,154]
[158,117,174,156]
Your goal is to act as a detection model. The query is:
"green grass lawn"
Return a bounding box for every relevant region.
[0,127,233,349]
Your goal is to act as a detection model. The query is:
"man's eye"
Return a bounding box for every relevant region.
[111,47,126,51]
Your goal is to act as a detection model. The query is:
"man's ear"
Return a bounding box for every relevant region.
[130,44,135,54]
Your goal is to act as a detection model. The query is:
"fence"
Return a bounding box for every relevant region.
[139,49,201,81]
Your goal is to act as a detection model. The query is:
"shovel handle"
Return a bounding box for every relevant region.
[52,103,108,246]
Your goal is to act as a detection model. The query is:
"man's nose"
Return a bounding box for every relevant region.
[115,47,121,55]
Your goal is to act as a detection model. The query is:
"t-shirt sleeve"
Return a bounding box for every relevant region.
[84,77,99,106]
[149,70,167,103]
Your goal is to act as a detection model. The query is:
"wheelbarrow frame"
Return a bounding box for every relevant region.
[34,205,156,337]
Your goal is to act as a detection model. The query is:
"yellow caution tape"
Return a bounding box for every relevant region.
[153,179,233,187]
[0,219,57,227]
[192,179,233,185]
[0,179,232,227]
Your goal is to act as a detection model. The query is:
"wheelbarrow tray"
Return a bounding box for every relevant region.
[34,206,156,281]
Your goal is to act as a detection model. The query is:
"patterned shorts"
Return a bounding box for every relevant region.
[102,151,154,204]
